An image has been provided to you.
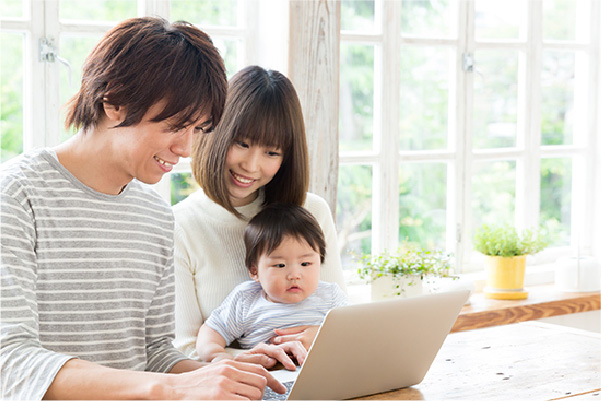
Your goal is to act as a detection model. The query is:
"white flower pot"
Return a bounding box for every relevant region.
[370,274,423,301]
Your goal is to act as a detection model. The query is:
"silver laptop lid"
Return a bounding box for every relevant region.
[287,290,470,400]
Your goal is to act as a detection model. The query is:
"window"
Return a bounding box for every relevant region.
[338,0,600,272]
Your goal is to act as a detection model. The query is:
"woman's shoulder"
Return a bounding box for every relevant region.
[303,192,333,220]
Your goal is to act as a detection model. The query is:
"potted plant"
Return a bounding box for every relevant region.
[357,243,454,301]
[473,224,548,300]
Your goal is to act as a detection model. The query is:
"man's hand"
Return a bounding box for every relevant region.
[164,359,286,400]
[233,342,307,371]
[269,325,319,350]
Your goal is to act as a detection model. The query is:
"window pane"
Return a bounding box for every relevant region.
[399,46,452,151]
[474,0,526,41]
[399,162,447,250]
[540,158,572,246]
[543,0,590,42]
[59,0,137,22]
[1,0,24,18]
[401,0,458,38]
[211,38,242,79]
[337,164,373,267]
[472,50,520,149]
[541,51,581,146]
[171,172,200,206]
[340,43,374,152]
[471,160,516,232]
[171,0,239,27]
[341,0,375,32]
[1,32,24,162]
[59,34,104,141]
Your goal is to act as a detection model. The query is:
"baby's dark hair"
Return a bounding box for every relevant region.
[244,204,326,270]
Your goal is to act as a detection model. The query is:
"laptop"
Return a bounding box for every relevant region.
[264,289,470,400]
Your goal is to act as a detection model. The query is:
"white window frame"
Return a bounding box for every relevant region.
[339,0,601,274]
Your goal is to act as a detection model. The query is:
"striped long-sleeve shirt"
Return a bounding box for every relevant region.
[1,149,187,400]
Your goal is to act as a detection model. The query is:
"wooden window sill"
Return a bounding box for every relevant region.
[452,285,601,332]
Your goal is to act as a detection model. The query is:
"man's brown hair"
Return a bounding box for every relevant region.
[64,17,227,132]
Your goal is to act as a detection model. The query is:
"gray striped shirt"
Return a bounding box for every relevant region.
[1,149,187,400]
[206,280,348,349]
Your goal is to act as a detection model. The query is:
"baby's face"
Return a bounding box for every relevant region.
[251,236,321,304]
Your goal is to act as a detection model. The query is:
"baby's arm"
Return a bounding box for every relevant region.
[195,324,232,363]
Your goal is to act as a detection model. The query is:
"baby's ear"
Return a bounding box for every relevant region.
[249,267,259,281]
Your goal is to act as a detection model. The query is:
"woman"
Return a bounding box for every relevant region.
[173,65,346,362]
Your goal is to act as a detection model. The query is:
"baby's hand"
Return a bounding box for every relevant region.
[270,325,319,350]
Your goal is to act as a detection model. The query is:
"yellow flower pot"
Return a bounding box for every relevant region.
[484,255,528,300]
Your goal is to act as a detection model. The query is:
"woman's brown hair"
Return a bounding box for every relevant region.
[64,17,227,133]
[192,65,309,217]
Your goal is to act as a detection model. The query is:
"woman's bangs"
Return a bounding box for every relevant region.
[237,105,292,152]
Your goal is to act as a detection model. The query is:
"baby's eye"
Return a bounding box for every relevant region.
[273,263,286,268]
[301,262,313,267]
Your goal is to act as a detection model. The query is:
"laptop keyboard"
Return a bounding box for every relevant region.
[263,380,294,400]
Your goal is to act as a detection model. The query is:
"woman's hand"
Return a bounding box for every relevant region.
[269,325,319,350]
[233,341,307,370]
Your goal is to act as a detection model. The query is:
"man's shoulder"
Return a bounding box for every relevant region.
[1,150,56,194]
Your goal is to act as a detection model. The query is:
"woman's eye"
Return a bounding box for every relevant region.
[236,141,249,148]
[267,150,281,157]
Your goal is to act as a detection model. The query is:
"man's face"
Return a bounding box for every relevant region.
[110,101,212,186]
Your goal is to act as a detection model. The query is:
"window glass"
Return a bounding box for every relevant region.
[341,0,375,32]
[171,0,239,27]
[474,0,526,41]
[399,162,447,250]
[471,160,516,232]
[340,43,375,152]
[171,172,200,206]
[1,32,24,162]
[400,0,458,39]
[540,158,572,246]
[543,0,590,42]
[59,34,104,141]
[1,0,24,18]
[337,164,373,267]
[59,0,137,22]
[541,51,580,146]
[399,46,452,151]
[472,50,520,149]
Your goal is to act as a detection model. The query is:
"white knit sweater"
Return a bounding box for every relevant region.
[172,189,346,357]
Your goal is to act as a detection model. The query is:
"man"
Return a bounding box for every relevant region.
[0,17,291,400]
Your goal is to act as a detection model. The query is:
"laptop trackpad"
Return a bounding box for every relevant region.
[263,367,301,400]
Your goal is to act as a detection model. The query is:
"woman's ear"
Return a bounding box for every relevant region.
[249,267,259,281]
[102,100,127,123]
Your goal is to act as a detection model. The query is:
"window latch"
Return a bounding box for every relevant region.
[462,52,474,73]
[39,37,73,87]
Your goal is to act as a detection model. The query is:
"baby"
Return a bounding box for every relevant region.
[196,203,348,365]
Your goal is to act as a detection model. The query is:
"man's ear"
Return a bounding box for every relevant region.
[102,100,127,123]
[249,267,259,281]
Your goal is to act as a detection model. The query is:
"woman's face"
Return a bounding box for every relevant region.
[224,138,284,207]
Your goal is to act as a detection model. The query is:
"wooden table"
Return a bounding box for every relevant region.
[356,321,601,400]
